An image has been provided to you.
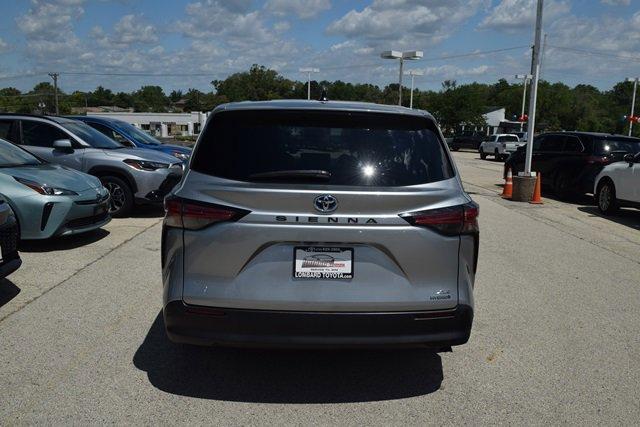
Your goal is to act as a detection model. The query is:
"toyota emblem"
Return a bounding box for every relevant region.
[313,195,338,213]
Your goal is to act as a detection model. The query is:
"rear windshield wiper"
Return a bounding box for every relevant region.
[248,169,331,182]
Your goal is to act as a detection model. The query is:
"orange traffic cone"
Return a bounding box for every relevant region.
[530,172,543,204]
[501,167,513,199]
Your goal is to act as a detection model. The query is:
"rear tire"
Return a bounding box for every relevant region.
[479,147,487,160]
[596,180,618,215]
[100,175,133,218]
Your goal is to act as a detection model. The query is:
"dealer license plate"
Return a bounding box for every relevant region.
[293,246,353,280]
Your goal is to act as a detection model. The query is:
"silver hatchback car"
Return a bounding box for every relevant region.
[162,100,478,348]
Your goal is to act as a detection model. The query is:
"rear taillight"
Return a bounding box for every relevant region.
[164,196,249,230]
[400,202,479,236]
[586,156,610,165]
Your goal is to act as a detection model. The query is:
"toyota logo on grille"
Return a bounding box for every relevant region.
[314,195,338,213]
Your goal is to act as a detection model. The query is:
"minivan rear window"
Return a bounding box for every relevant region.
[191,110,454,186]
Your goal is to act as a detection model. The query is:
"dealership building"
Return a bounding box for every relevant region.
[88,111,210,137]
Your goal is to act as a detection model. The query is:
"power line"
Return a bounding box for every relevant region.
[305,46,531,72]
[547,45,640,62]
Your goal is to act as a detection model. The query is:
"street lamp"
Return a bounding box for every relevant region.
[626,77,639,137]
[299,68,320,100]
[381,50,423,106]
[515,74,532,131]
[404,69,424,109]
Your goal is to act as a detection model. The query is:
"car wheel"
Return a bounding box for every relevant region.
[553,172,573,200]
[100,176,133,218]
[479,147,487,160]
[596,180,618,215]
[494,148,501,160]
[451,146,460,152]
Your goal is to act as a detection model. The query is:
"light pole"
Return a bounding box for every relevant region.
[381,50,423,106]
[299,68,319,100]
[524,0,544,177]
[515,74,532,131]
[627,77,639,136]
[404,69,424,109]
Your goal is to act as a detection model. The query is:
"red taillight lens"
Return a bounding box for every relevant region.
[400,202,479,235]
[164,197,249,230]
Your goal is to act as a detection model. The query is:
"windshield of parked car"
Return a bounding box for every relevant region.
[115,121,161,146]
[192,110,454,186]
[0,138,42,167]
[594,137,640,155]
[60,121,124,149]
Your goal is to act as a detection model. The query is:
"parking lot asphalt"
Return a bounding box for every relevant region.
[1,151,639,424]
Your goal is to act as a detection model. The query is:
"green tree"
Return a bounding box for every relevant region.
[132,85,168,112]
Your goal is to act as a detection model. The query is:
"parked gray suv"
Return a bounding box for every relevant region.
[0,115,183,217]
[162,100,478,348]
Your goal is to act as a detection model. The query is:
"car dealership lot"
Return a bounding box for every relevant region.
[1,151,639,424]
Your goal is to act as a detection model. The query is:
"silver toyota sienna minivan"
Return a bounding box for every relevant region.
[162,100,478,348]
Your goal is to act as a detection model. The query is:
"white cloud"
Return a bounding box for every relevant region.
[478,0,570,31]
[16,0,86,63]
[327,0,488,47]
[274,21,291,32]
[112,15,158,45]
[0,38,9,53]
[265,0,331,19]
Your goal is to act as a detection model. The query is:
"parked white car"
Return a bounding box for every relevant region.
[594,153,640,214]
[479,134,522,161]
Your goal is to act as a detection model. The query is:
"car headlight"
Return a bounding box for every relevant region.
[13,177,78,196]
[123,159,169,171]
[172,151,190,161]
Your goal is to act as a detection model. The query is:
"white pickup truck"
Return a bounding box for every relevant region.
[479,134,523,161]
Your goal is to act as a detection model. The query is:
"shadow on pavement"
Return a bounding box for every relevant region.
[578,206,640,231]
[131,205,165,218]
[133,312,444,403]
[0,279,20,308]
[19,228,110,253]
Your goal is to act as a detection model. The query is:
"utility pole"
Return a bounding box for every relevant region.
[524,0,544,176]
[299,68,319,100]
[627,77,639,137]
[48,72,59,115]
[515,74,532,131]
[404,70,424,109]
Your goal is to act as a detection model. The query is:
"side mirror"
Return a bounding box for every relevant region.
[53,139,73,152]
[623,153,635,165]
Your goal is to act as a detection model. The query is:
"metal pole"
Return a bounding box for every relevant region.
[48,72,59,115]
[629,78,637,137]
[524,0,544,176]
[307,72,311,100]
[520,78,528,131]
[398,58,404,106]
[409,74,415,109]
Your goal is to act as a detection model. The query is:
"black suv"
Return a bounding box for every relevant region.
[449,131,485,151]
[505,132,640,199]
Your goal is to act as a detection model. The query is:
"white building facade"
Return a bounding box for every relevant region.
[90,111,210,137]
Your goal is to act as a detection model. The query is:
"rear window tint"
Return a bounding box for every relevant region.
[498,136,519,142]
[593,138,640,155]
[192,110,454,186]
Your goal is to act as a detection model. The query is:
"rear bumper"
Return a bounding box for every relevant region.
[164,301,473,348]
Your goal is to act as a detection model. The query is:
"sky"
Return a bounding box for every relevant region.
[0,0,639,94]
